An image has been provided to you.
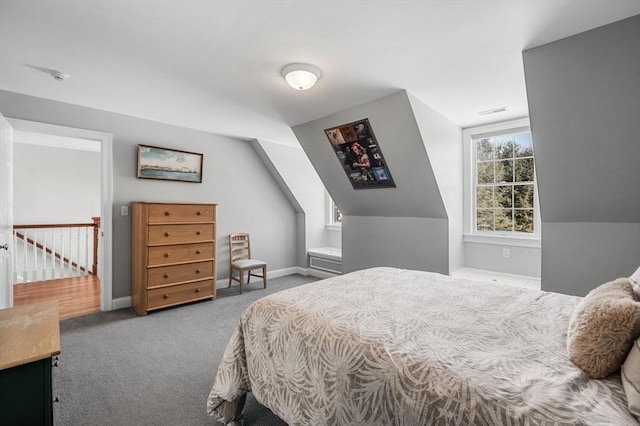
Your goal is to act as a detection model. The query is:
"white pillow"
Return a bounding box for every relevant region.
[622,338,640,419]
[631,266,640,299]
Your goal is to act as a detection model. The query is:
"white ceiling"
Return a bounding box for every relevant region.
[1,1,638,147]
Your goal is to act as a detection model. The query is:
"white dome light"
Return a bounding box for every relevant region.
[281,63,322,91]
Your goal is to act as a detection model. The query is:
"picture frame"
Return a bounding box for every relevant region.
[137,144,203,183]
[324,118,396,189]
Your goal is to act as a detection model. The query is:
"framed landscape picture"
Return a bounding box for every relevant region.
[137,144,203,183]
[324,118,396,189]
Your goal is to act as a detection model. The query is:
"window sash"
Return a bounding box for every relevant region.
[472,128,537,235]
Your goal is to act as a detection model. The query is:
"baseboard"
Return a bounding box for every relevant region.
[111,267,321,311]
[215,266,309,287]
[111,296,131,310]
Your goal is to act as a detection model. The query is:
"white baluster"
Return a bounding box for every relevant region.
[43,230,48,280]
[85,227,90,275]
[52,228,58,279]
[76,227,81,275]
[66,227,72,277]
[22,230,27,282]
[12,229,18,283]
[59,228,64,278]
[32,229,38,281]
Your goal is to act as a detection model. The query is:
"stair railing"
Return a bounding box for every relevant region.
[13,217,100,283]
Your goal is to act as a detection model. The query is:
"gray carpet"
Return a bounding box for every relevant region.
[55,274,319,426]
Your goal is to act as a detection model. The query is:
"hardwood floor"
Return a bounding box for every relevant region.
[13,275,101,320]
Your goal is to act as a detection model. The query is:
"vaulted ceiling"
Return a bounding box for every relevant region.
[1,1,638,146]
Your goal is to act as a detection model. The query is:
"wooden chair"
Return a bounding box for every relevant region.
[229,233,266,294]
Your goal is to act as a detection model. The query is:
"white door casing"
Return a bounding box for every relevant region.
[0,113,14,309]
[7,118,113,311]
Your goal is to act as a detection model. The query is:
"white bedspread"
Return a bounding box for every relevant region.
[208,267,638,425]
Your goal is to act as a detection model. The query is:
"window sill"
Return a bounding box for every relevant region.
[463,233,541,248]
[326,224,342,232]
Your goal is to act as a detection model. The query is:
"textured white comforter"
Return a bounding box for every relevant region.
[208,267,638,425]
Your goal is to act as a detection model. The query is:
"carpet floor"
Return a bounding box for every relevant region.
[55,274,319,426]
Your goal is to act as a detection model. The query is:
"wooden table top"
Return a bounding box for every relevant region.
[0,301,60,370]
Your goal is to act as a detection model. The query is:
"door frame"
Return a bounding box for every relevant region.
[7,118,114,312]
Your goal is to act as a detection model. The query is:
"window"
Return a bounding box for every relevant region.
[327,195,342,229]
[462,118,540,246]
[474,128,536,234]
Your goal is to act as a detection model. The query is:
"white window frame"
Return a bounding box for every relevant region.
[462,118,541,248]
[326,193,342,231]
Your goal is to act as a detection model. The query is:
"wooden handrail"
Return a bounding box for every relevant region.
[14,223,95,229]
[13,218,101,276]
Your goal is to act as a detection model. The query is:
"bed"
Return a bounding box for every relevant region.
[207,267,639,425]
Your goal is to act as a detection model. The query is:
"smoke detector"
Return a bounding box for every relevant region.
[50,71,70,81]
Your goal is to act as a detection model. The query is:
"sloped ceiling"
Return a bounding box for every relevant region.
[293,90,447,219]
[1,1,638,146]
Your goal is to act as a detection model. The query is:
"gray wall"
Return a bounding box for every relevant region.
[13,143,100,224]
[523,15,640,295]
[293,90,461,275]
[464,243,541,278]
[0,90,299,299]
[407,93,464,273]
[252,138,331,265]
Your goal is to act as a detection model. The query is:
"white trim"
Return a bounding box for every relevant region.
[307,247,342,261]
[325,224,342,232]
[214,266,307,288]
[112,296,131,310]
[116,267,312,311]
[463,233,541,248]
[462,117,541,240]
[6,118,114,312]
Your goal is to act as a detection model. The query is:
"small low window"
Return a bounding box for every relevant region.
[327,195,342,227]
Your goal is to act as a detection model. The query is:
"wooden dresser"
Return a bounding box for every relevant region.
[0,301,60,425]
[131,202,217,316]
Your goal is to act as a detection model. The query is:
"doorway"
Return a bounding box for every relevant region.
[6,118,113,317]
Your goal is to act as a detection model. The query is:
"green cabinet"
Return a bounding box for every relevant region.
[0,357,54,425]
[0,301,60,426]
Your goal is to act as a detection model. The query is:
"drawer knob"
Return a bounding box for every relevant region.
[164,232,170,237]
[195,250,201,255]
[164,211,170,216]
[195,288,201,293]
[163,294,169,299]
[163,273,170,279]
[195,269,201,274]
[196,211,201,216]
[196,231,201,235]
[53,396,60,403]
[164,253,170,258]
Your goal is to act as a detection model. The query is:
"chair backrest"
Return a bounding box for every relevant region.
[229,233,251,263]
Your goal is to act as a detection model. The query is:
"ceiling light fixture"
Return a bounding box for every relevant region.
[477,107,507,115]
[281,63,322,91]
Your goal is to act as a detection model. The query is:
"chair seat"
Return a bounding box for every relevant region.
[232,259,266,269]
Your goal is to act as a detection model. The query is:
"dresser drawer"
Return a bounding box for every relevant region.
[148,224,214,245]
[147,261,213,287]
[148,242,214,266]
[147,280,214,310]
[148,204,215,223]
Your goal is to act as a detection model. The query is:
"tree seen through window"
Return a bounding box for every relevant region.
[475,131,535,233]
